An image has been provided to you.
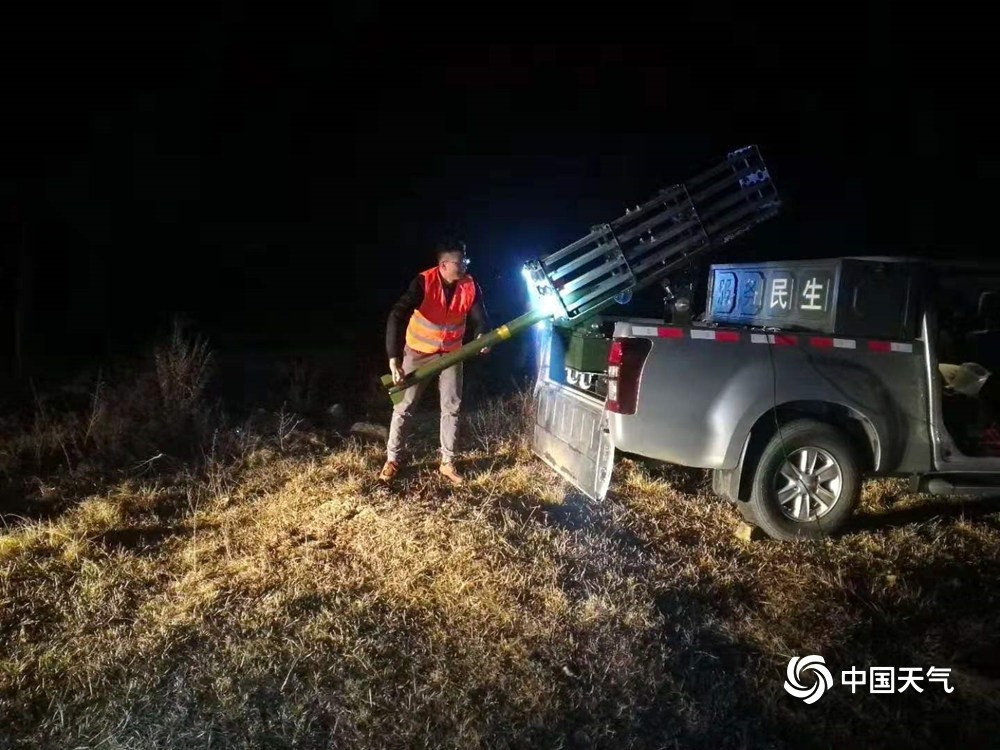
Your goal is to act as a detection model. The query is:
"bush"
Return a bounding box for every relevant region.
[0,318,219,481]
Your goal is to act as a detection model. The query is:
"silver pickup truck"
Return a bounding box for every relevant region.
[531,256,1000,539]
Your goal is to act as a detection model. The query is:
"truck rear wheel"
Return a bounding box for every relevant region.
[746,419,860,540]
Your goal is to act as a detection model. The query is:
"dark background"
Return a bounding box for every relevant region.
[0,4,994,403]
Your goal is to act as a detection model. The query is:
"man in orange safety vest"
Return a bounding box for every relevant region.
[380,239,489,485]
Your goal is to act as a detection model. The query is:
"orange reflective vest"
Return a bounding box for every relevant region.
[405,267,478,354]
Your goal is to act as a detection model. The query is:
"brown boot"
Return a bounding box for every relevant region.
[379,460,400,482]
[439,462,464,486]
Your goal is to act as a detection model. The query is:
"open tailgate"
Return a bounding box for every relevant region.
[531,379,615,500]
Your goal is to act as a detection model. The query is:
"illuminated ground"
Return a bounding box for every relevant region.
[3,385,1000,748]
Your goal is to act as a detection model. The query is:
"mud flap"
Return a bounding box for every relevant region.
[531,379,615,500]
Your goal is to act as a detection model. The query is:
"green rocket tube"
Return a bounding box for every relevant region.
[380,308,550,405]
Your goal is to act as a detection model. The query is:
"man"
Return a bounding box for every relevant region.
[380,239,489,485]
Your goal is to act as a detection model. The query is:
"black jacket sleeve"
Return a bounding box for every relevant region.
[466,282,489,341]
[386,275,424,360]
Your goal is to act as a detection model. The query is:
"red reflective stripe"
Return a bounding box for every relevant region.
[772,334,797,346]
[810,337,834,348]
[868,340,892,353]
[716,331,740,343]
[658,327,684,338]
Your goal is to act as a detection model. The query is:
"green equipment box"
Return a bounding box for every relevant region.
[562,319,613,373]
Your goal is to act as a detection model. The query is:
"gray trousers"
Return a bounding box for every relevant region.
[386,345,463,464]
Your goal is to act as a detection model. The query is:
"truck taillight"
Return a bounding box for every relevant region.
[609,340,624,365]
[606,337,651,414]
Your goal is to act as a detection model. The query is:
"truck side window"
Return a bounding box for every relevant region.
[965,291,1000,372]
[849,267,912,338]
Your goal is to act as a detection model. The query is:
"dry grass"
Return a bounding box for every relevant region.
[3,386,1000,748]
[0,319,217,494]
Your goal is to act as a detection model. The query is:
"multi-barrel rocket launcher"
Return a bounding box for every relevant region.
[379,145,781,405]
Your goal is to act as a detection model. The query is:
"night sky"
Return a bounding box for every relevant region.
[1,6,994,387]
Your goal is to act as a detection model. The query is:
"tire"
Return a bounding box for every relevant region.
[745,419,861,540]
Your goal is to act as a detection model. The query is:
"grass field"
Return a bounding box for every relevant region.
[3,333,1000,748]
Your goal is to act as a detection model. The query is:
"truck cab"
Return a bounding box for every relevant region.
[531,256,1000,540]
